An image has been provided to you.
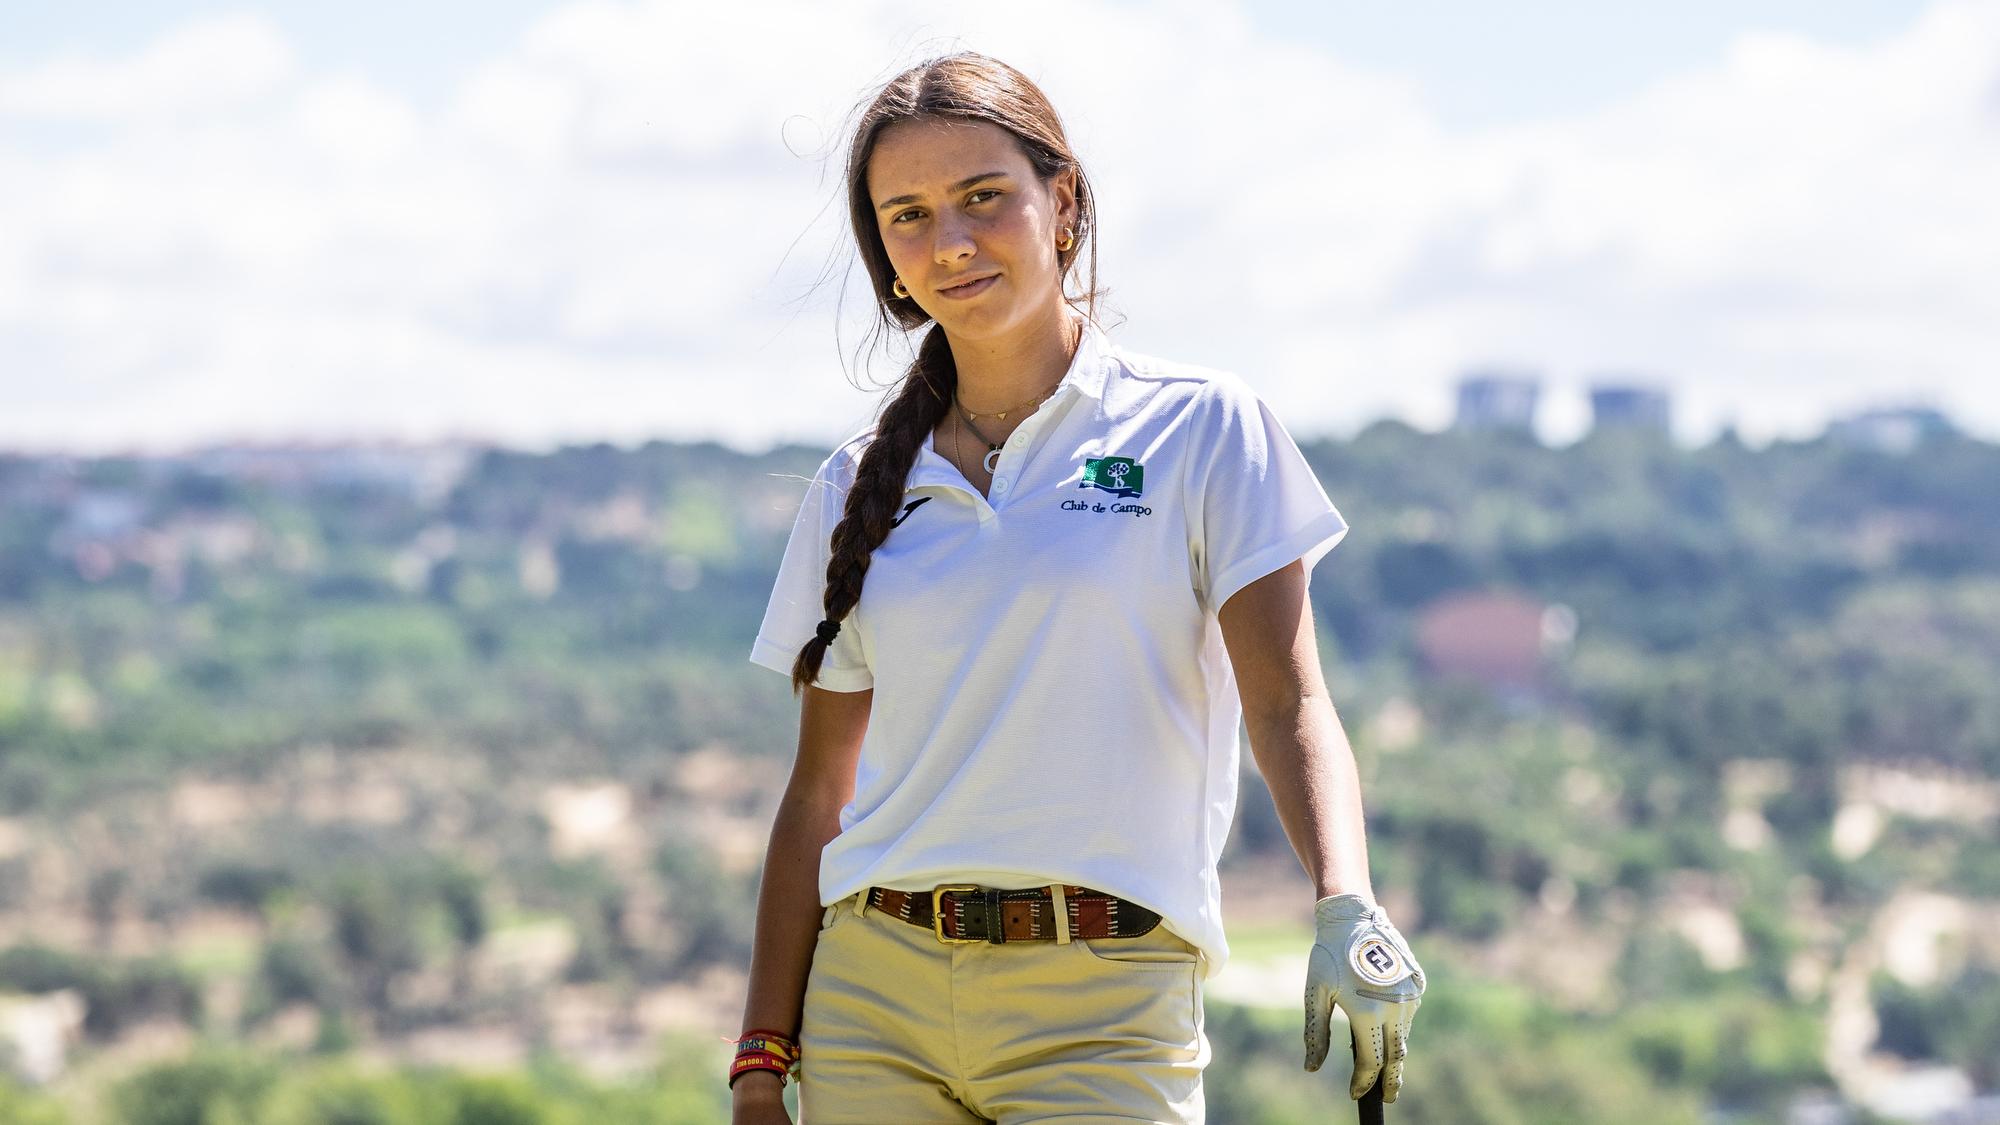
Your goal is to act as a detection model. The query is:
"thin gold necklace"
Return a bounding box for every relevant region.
[959,381,1058,425]
[954,388,1053,475]
[949,320,1081,477]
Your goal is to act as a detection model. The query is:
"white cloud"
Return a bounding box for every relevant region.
[0,0,1995,456]
[296,77,423,171]
[0,13,295,121]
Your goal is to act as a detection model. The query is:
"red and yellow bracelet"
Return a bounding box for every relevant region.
[727,1027,801,1088]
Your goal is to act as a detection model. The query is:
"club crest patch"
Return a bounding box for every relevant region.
[1079,455,1144,498]
[1350,935,1408,985]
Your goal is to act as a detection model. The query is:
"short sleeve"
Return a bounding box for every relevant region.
[747,449,874,691]
[1185,374,1349,615]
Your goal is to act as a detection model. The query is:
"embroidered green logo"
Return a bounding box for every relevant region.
[1079,455,1144,498]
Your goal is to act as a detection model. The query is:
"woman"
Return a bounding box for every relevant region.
[732,52,1424,1124]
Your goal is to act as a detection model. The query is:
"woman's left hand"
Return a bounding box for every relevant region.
[1302,892,1425,1102]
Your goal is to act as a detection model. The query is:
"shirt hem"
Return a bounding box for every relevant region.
[748,636,873,692]
[818,864,1226,978]
[1208,509,1350,615]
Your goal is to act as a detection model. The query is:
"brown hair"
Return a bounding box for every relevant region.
[789,51,1105,694]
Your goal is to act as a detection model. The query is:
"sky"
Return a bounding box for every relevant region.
[2,0,1994,456]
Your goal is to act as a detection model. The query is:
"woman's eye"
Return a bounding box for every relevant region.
[891,191,999,224]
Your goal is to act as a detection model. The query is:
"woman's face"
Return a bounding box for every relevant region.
[866,117,1077,341]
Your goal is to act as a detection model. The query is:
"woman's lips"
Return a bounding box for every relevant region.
[937,274,998,299]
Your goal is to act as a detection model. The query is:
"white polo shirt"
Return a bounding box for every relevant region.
[749,318,1348,981]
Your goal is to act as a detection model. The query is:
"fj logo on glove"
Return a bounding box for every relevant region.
[1350,936,1408,985]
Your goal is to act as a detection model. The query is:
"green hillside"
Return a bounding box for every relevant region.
[0,422,1993,1122]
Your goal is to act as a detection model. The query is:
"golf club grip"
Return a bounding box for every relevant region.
[1351,1029,1386,1123]
[1357,1073,1384,1124]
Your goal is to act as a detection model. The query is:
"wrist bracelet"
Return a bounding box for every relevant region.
[730,1052,792,1088]
[735,1032,799,1060]
[727,1028,801,1089]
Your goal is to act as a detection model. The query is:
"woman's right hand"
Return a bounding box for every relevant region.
[731,1075,793,1125]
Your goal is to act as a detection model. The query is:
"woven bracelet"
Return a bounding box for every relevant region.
[727,1028,801,1089]
[730,1051,793,1087]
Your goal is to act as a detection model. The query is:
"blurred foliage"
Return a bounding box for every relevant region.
[77,1036,734,1125]
[1871,966,2000,1088]
[0,427,1995,1118]
[0,943,204,1037]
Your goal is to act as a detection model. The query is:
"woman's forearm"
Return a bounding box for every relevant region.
[1245,696,1376,902]
[739,792,845,1040]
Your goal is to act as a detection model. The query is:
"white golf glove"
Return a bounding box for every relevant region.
[1303,892,1425,1101]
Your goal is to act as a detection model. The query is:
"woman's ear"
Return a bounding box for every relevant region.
[1053,166,1080,231]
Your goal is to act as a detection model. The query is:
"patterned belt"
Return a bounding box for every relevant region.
[865,883,1163,945]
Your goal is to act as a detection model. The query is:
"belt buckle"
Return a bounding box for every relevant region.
[932,884,983,944]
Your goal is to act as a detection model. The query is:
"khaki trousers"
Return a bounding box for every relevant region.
[798,887,1209,1124]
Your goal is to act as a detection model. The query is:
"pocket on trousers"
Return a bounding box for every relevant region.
[1075,921,1202,969]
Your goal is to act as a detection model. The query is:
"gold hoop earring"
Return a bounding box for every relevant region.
[891,277,910,299]
[1057,225,1076,253]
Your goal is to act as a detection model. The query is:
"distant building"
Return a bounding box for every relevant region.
[1825,406,1956,454]
[1412,590,1576,705]
[183,441,482,504]
[1453,372,1541,435]
[1588,381,1672,436]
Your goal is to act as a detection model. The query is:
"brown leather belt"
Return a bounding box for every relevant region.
[865,883,1162,944]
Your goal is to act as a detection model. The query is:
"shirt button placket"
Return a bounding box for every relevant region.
[994,427,1031,498]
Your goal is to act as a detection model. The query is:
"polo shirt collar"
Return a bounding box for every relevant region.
[905,317,1111,496]
[1055,315,1111,401]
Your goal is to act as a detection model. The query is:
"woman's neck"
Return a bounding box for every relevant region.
[948,312,1081,415]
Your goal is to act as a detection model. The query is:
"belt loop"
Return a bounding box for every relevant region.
[1048,883,1070,944]
[852,889,869,917]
